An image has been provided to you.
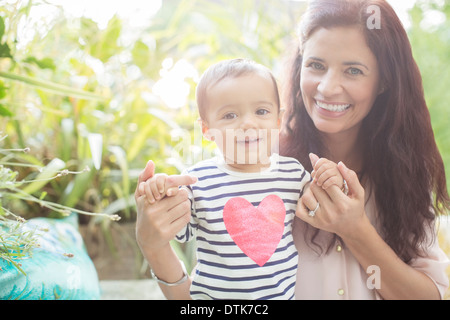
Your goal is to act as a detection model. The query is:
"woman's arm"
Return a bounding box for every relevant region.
[141,243,192,300]
[297,161,441,299]
[134,161,195,300]
[341,213,441,300]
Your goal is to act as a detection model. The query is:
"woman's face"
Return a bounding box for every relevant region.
[300,26,382,137]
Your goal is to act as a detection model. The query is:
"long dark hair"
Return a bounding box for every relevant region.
[281,0,450,262]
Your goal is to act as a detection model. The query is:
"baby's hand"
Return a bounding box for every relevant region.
[309,153,345,191]
[138,173,169,204]
[138,173,198,204]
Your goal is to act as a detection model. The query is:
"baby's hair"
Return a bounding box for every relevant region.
[196,58,280,120]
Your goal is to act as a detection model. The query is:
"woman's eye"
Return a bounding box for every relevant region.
[308,62,324,70]
[347,67,363,75]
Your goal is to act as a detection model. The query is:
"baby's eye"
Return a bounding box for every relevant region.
[256,109,269,116]
[223,113,237,120]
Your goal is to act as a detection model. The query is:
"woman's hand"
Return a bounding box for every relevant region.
[297,156,443,299]
[296,154,367,239]
[134,160,196,299]
[135,160,196,255]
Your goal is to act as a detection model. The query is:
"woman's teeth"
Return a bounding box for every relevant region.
[316,101,351,112]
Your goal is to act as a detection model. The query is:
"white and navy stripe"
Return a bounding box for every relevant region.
[176,154,310,300]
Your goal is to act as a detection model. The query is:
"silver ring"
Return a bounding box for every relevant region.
[342,179,349,195]
[308,202,320,217]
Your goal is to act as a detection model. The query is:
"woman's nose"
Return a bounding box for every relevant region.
[317,70,343,97]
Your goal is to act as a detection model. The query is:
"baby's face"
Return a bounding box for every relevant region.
[202,73,281,172]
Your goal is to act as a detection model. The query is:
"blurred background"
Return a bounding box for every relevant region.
[0,0,448,295]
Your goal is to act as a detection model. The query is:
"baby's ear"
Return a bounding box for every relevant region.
[200,119,214,141]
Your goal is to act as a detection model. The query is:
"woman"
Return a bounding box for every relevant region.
[284,0,449,299]
[135,0,449,299]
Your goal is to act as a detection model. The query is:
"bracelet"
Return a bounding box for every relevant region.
[150,260,189,286]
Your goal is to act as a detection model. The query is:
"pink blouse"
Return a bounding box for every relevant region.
[293,184,450,300]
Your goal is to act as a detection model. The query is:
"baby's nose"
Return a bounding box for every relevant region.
[239,114,258,129]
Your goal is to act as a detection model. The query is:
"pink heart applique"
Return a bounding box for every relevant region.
[223,195,286,267]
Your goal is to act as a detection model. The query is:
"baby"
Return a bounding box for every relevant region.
[140,59,344,299]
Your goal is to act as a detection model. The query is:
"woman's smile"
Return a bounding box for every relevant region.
[315,99,351,117]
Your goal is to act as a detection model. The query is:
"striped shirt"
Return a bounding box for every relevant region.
[176,154,310,300]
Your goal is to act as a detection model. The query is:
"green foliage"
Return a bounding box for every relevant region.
[0,213,39,275]
[408,0,450,191]
[0,1,448,275]
[0,0,447,284]
[0,142,120,274]
[0,15,12,59]
[0,0,305,224]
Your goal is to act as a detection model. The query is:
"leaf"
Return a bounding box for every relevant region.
[0,71,104,101]
[108,146,130,210]
[89,15,122,62]
[61,162,95,208]
[0,104,13,117]
[126,122,154,162]
[0,17,10,59]
[0,43,12,58]
[23,56,56,70]
[103,194,134,216]
[132,41,151,70]
[88,133,103,170]
[21,158,66,195]
[60,118,74,162]
[0,16,5,38]
[0,80,6,99]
